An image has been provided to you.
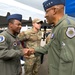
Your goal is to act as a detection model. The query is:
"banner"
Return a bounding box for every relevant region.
[65,0,75,17]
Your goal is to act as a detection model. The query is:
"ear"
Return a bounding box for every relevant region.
[53,5,59,15]
[9,22,13,28]
[32,23,35,26]
[53,8,57,15]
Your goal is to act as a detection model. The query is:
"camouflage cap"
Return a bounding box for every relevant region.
[32,18,43,24]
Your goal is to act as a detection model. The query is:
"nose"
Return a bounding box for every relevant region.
[45,13,47,18]
[19,25,22,29]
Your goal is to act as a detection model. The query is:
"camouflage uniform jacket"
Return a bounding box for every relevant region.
[18,28,42,57]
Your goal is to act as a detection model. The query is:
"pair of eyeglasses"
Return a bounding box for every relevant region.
[37,22,40,24]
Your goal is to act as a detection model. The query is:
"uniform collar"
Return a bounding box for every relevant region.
[6,29,17,38]
[31,28,40,34]
[55,14,68,27]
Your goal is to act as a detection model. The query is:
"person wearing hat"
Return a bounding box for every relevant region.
[18,18,43,75]
[0,14,26,75]
[24,0,75,75]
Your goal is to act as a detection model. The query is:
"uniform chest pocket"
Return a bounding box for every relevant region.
[49,33,60,49]
[8,41,20,50]
[49,36,56,45]
[13,41,20,49]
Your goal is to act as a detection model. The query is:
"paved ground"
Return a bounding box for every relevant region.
[38,54,49,75]
[38,39,49,75]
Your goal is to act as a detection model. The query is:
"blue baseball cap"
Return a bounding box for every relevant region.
[7,14,22,22]
[43,0,65,11]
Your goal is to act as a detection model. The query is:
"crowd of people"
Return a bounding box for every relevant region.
[0,0,75,75]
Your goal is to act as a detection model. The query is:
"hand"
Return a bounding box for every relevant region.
[28,48,35,54]
[22,48,29,55]
[22,48,29,58]
[22,48,35,57]
[25,48,35,56]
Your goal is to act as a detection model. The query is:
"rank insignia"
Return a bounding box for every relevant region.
[66,27,75,38]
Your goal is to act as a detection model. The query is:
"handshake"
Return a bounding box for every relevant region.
[22,48,35,57]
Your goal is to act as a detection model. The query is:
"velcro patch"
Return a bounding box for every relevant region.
[66,27,75,38]
[0,35,5,42]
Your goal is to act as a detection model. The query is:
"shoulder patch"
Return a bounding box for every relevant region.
[66,27,75,38]
[0,35,5,42]
[51,33,54,39]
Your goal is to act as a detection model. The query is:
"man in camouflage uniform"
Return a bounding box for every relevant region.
[18,18,43,75]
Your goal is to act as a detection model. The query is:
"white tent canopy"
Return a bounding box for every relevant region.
[0,0,45,20]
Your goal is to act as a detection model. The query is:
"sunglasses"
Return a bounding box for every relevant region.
[37,22,40,24]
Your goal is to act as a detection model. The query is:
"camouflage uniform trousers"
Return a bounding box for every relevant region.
[24,56,41,75]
